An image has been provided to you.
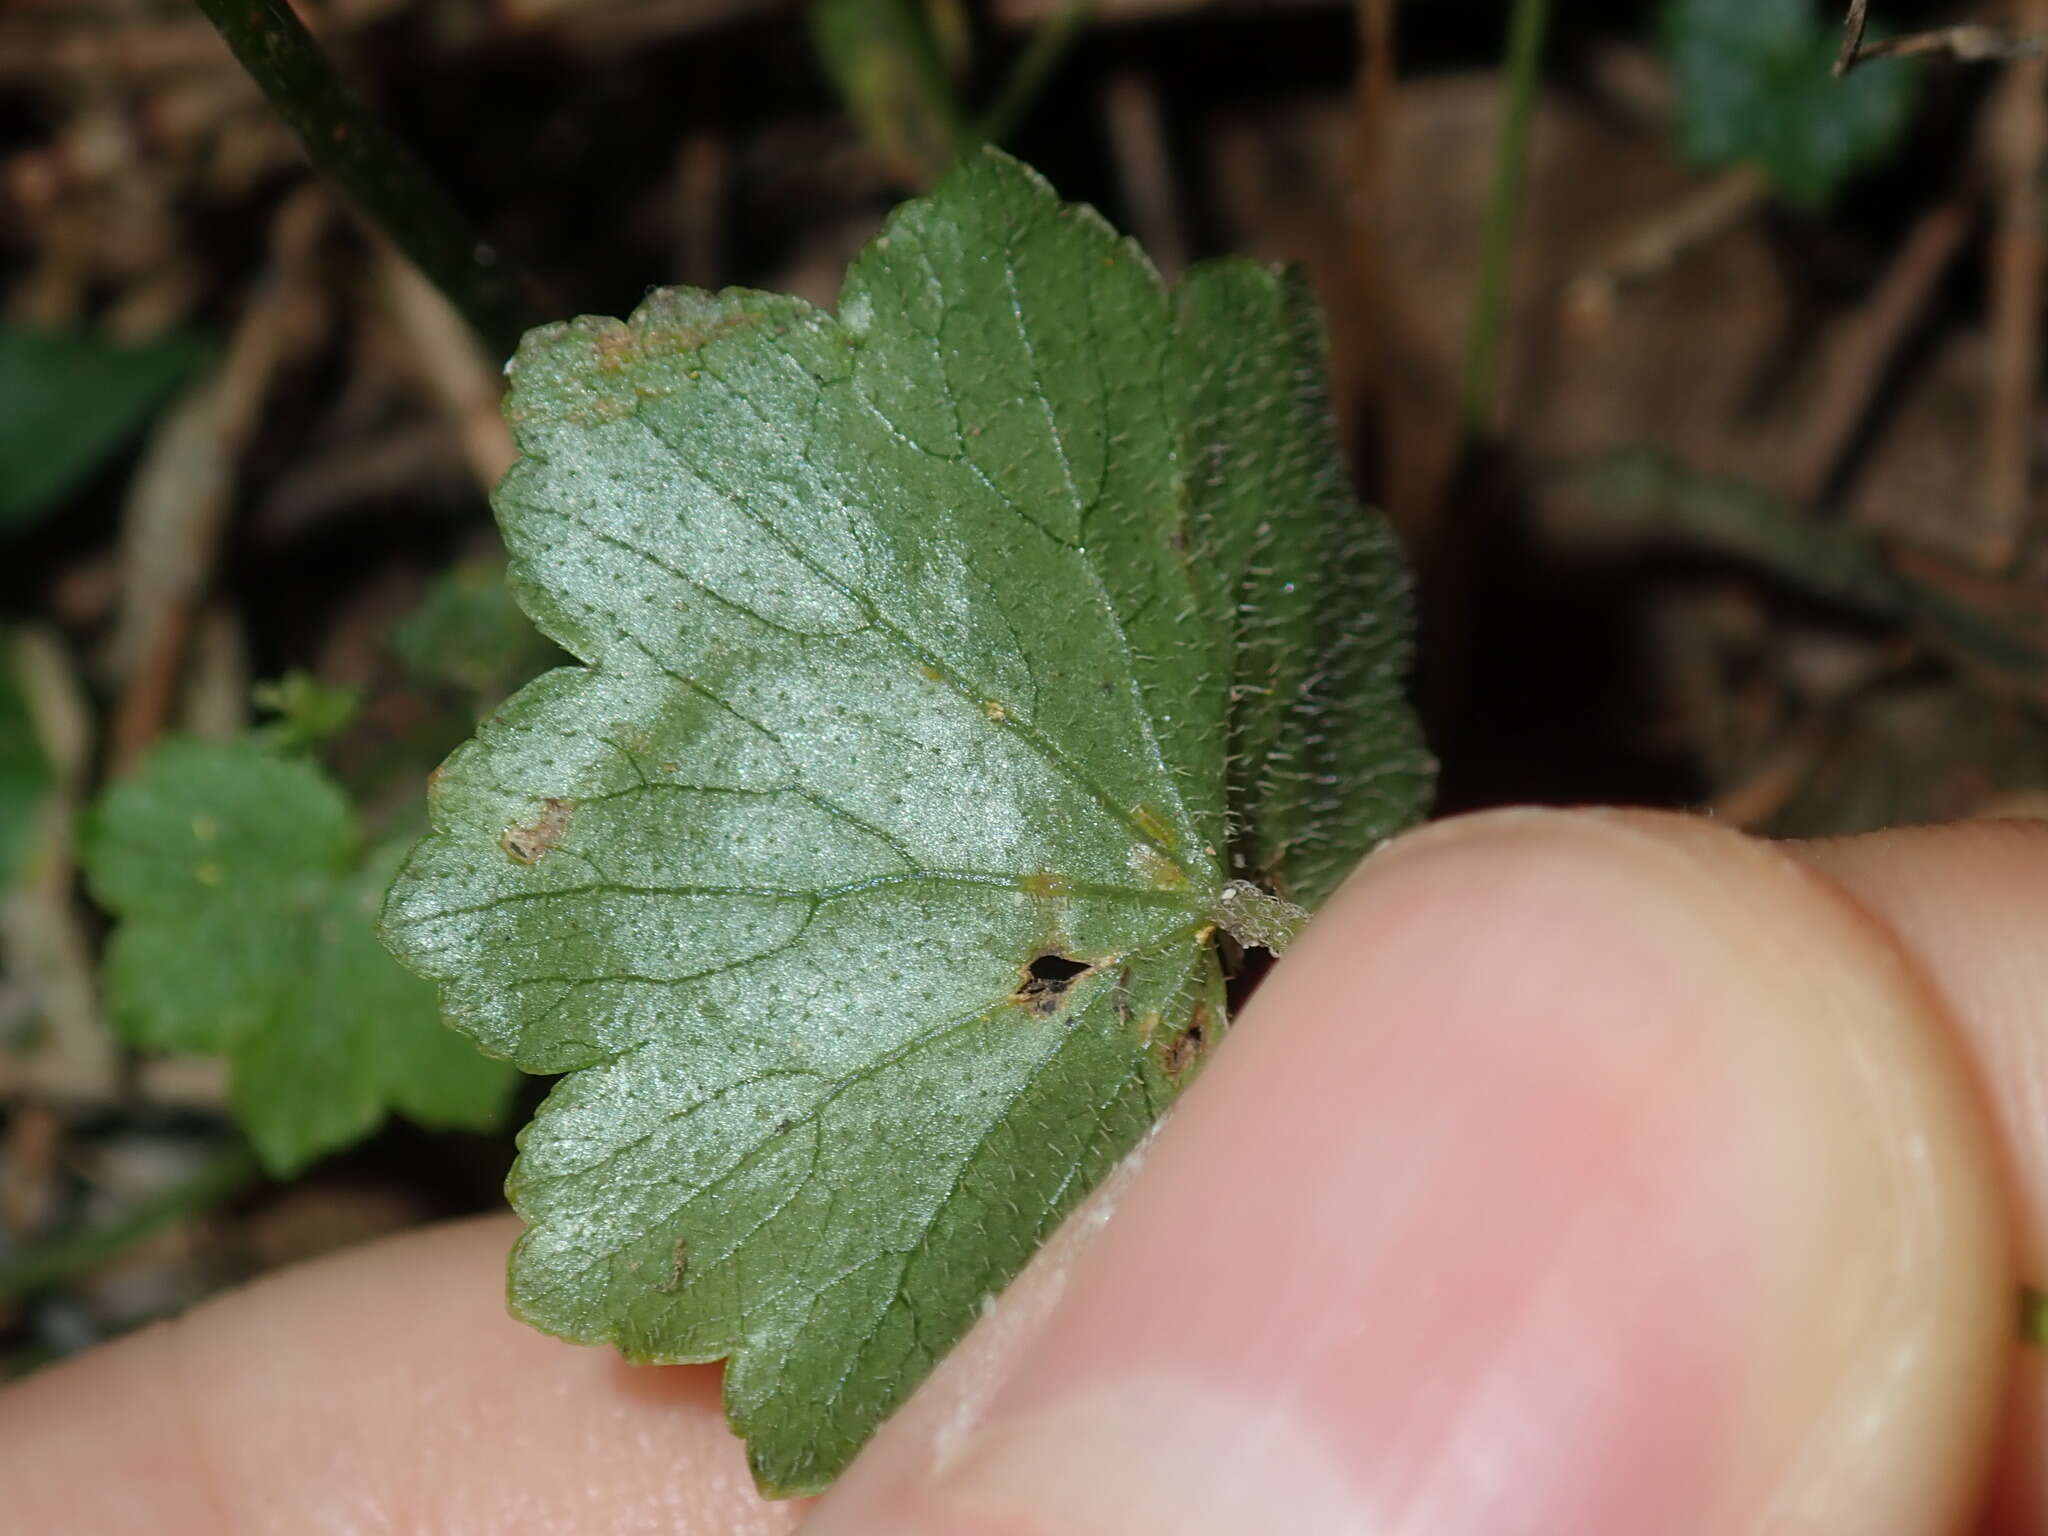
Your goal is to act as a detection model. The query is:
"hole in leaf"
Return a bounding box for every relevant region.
[1016,952,1092,1016]
[1162,1002,1212,1078]
[1219,932,1274,1015]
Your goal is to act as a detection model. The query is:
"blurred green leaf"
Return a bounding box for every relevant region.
[1662,0,1918,206]
[82,738,514,1176]
[810,0,964,185]
[0,327,210,530]
[1765,685,2048,838]
[0,658,52,887]
[392,554,564,707]
[252,671,362,754]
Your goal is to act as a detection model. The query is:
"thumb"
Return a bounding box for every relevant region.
[801,809,2011,1535]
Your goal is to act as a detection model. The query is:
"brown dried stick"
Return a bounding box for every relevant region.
[1342,0,1396,441]
[1564,164,1770,331]
[105,187,330,775]
[1981,20,2048,569]
[1783,196,1976,507]
[370,236,515,493]
[1102,72,1186,281]
[0,626,115,1107]
[1841,21,2048,73]
[0,20,229,80]
[1835,0,1872,74]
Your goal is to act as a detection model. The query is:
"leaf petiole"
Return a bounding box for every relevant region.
[1209,879,1310,953]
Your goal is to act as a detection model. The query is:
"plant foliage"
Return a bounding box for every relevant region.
[382,149,1430,1494]
[0,661,51,887]
[0,326,208,530]
[84,737,515,1176]
[1662,0,1918,207]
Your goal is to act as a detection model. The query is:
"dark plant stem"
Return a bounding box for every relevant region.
[0,1142,262,1303]
[1460,0,1550,439]
[1836,1,2048,76]
[975,0,1095,148]
[191,0,527,357]
[2027,1286,2048,1346]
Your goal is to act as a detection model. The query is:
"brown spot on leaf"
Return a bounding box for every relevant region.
[589,321,637,373]
[1162,1003,1212,1078]
[501,797,574,863]
[655,1237,687,1294]
[1132,804,1175,848]
[592,313,757,373]
[1129,843,1185,891]
[1015,952,1093,1017]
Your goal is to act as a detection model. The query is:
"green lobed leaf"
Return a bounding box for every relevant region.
[0,655,53,888]
[1661,0,1918,208]
[252,670,362,754]
[382,148,1429,1495]
[1176,262,1432,907]
[0,326,210,530]
[83,738,514,1176]
[392,552,566,706]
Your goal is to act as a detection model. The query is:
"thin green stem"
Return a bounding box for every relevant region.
[974,0,1095,148]
[810,0,968,187]
[190,0,526,357]
[1460,0,1551,438]
[2025,1286,2048,1346]
[0,1142,262,1303]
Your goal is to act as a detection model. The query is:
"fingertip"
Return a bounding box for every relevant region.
[0,1214,803,1534]
[811,809,2011,1536]
[1794,818,2048,1272]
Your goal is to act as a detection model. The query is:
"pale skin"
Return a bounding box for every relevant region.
[3,807,2046,1533]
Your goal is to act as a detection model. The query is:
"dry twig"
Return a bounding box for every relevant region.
[1102,72,1186,280]
[1981,8,2048,568]
[1782,197,1977,506]
[1564,165,1770,332]
[106,186,332,774]
[0,628,117,1107]
[1710,724,1832,827]
[370,237,516,492]
[1839,18,2048,74]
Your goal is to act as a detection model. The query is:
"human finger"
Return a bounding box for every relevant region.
[802,809,2012,1535]
[1794,819,2048,1533]
[0,1213,805,1534]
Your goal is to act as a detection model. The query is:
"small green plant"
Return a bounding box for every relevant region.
[379,149,1430,1494]
[392,554,565,707]
[808,0,1094,185]
[1662,0,1920,206]
[81,736,515,1176]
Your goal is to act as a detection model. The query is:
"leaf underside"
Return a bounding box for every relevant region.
[383,148,1429,1495]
